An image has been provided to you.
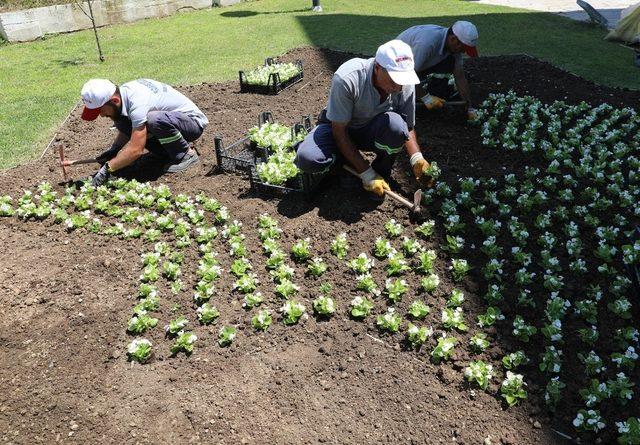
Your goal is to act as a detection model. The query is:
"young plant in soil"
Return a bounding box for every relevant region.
[501,372,527,407]
[376,308,402,334]
[280,300,306,325]
[431,335,457,363]
[464,360,493,390]
[127,339,153,363]
[350,296,374,320]
[171,331,197,355]
[406,324,433,349]
[313,284,335,317]
[218,326,237,347]
[252,309,273,332]
[197,303,220,325]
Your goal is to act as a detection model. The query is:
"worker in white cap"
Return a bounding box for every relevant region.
[397,21,479,120]
[295,40,436,197]
[79,78,208,186]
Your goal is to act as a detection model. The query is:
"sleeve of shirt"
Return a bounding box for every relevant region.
[401,86,416,130]
[128,104,150,130]
[325,74,354,124]
[125,87,151,129]
[413,41,432,75]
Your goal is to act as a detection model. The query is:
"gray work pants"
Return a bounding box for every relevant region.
[294,111,409,178]
[114,111,203,162]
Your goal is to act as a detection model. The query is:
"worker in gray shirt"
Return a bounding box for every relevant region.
[397,21,479,120]
[79,78,209,186]
[295,40,435,197]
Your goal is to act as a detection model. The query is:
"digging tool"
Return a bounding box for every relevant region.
[62,158,101,166]
[58,145,101,181]
[343,164,422,214]
[443,100,467,108]
[58,146,69,182]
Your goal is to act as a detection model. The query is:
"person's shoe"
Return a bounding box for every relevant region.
[164,149,199,173]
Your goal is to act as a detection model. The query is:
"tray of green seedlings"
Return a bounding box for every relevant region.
[239,58,304,95]
[211,111,275,175]
[248,116,327,199]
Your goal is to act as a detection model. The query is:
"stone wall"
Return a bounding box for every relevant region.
[0,0,243,42]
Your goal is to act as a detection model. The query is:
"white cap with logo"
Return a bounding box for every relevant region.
[451,21,479,57]
[80,79,116,121]
[375,40,420,86]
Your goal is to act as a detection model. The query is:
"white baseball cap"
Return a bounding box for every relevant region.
[375,40,420,86]
[451,21,479,57]
[80,79,116,121]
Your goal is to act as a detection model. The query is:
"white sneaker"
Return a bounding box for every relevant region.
[164,149,199,173]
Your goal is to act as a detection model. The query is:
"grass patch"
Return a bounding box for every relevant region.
[0,0,638,169]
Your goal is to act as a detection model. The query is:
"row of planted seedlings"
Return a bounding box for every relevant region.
[425,90,640,443]
[238,210,531,409]
[0,175,530,411]
[345,218,528,404]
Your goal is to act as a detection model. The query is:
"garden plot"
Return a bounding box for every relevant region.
[0,48,639,444]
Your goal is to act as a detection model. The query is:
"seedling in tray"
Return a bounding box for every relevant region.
[239,59,303,95]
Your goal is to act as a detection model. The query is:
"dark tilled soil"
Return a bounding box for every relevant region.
[1,47,638,444]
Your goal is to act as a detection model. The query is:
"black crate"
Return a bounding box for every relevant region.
[211,111,275,174]
[239,58,304,95]
[249,118,328,200]
[249,167,328,200]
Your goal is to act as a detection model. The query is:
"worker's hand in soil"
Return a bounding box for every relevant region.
[467,107,478,122]
[91,163,111,187]
[359,167,390,197]
[410,154,436,188]
[421,94,445,110]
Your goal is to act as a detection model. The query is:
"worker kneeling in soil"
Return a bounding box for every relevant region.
[80,78,209,186]
[294,40,434,197]
[397,20,478,120]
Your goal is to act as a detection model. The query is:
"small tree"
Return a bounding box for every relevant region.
[73,0,105,62]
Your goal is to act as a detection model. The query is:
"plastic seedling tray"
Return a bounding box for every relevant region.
[239,58,304,95]
[249,116,329,200]
[211,111,274,175]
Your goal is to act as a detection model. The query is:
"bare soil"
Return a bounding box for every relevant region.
[1,47,638,444]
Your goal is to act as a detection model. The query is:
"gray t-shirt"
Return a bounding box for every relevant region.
[397,25,462,73]
[120,79,209,130]
[326,58,415,130]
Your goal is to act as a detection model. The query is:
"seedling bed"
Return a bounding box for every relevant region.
[239,58,304,95]
[5,48,640,445]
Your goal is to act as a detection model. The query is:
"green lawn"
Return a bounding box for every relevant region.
[1,0,637,169]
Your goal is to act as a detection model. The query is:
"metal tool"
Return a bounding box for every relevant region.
[343,164,423,214]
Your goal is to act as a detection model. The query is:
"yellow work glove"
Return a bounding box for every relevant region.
[467,107,478,122]
[410,153,436,188]
[359,167,390,197]
[421,94,446,110]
